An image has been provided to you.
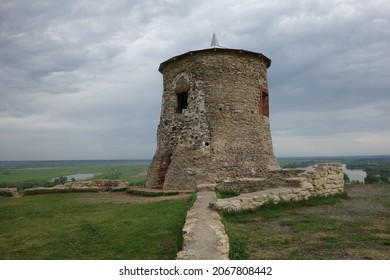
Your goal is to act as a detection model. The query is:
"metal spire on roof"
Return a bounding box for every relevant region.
[210,32,222,48]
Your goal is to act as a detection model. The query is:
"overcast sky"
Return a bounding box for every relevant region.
[0,0,389,160]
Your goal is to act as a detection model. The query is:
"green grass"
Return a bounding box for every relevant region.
[221,192,349,259]
[221,186,390,259]
[216,190,240,199]
[0,162,149,190]
[127,189,180,197]
[0,192,195,259]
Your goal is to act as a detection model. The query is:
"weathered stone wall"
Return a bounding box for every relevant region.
[210,163,344,212]
[146,48,280,190]
[215,175,302,194]
[58,180,128,190]
[23,180,128,196]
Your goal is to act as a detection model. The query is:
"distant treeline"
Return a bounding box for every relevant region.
[278,156,390,184]
[0,177,67,191]
[345,158,390,184]
[278,160,317,169]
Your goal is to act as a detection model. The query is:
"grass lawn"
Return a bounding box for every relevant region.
[0,192,195,259]
[222,184,390,260]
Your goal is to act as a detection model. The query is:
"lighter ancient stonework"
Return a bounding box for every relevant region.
[146,36,280,190]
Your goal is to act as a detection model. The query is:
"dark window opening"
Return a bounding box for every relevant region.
[258,88,269,117]
[262,92,269,117]
[177,91,188,113]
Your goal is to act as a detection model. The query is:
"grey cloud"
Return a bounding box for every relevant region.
[0,0,389,160]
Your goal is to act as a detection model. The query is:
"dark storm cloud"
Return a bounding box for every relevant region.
[0,0,389,160]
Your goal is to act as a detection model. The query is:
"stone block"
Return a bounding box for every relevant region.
[301,181,314,189]
[252,195,264,202]
[280,193,297,202]
[298,190,310,197]
[313,178,326,186]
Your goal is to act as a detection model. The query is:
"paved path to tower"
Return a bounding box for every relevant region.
[176,191,229,260]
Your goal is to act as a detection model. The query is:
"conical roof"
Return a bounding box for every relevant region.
[210,33,222,48]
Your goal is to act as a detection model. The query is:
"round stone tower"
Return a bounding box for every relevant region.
[146,34,280,190]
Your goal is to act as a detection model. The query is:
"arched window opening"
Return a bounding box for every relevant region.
[175,84,190,113]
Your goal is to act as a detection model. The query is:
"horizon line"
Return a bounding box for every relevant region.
[1,154,390,162]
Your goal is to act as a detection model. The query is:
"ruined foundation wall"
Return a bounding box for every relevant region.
[146,49,279,190]
[0,188,18,197]
[23,180,128,196]
[211,163,344,212]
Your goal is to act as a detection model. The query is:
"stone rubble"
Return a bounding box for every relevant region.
[210,163,344,212]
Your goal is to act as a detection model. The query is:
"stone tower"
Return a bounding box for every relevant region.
[146,34,280,190]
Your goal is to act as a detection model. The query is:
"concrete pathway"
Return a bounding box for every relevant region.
[176,191,229,260]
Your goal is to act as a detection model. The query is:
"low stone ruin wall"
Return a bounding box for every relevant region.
[23,180,128,196]
[0,188,19,197]
[214,174,303,194]
[210,163,344,212]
